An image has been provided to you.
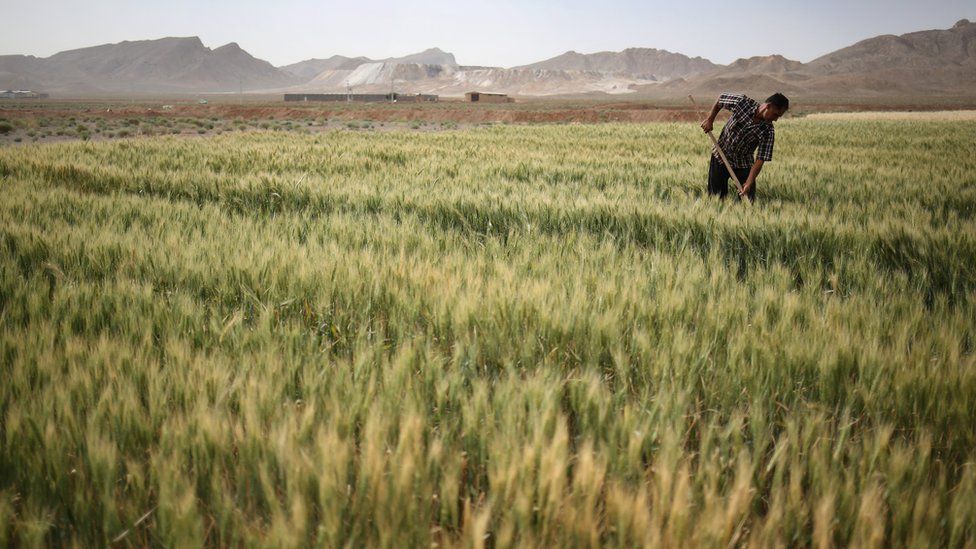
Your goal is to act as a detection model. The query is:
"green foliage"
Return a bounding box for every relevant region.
[0,120,974,546]
[0,122,13,135]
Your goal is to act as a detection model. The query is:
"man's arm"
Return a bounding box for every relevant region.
[701,99,721,133]
[701,93,742,133]
[741,127,774,197]
[739,159,764,197]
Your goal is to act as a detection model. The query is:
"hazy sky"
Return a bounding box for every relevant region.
[1,0,973,68]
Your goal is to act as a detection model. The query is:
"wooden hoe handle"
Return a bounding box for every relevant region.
[688,95,744,193]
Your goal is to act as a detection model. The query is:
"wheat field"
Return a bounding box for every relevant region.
[804,110,976,121]
[1,119,975,547]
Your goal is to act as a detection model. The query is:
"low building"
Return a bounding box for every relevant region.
[465,91,513,103]
[395,93,439,103]
[284,93,438,103]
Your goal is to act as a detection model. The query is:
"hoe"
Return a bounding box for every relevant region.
[688,95,744,194]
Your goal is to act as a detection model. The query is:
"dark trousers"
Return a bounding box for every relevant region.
[707,155,755,201]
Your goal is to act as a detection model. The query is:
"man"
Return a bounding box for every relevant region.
[700,92,789,201]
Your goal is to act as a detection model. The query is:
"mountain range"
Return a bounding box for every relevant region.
[514,48,719,80]
[280,48,458,81]
[0,19,973,98]
[644,18,976,98]
[0,36,299,94]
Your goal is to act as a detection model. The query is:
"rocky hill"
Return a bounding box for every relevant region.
[288,61,648,97]
[0,36,299,94]
[640,19,976,98]
[515,48,719,80]
[279,55,372,80]
[280,48,457,80]
[387,48,458,66]
[282,47,717,96]
[806,18,975,74]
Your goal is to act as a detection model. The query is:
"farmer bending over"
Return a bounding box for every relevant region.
[701,92,789,201]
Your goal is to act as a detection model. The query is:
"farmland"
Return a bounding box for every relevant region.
[4,98,974,145]
[1,115,975,546]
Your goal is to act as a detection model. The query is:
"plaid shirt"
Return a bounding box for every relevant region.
[713,92,775,169]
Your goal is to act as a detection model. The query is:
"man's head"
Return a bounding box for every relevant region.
[759,92,790,122]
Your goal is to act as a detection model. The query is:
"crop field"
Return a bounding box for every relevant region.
[805,110,976,121]
[1,118,975,546]
[0,110,459,145]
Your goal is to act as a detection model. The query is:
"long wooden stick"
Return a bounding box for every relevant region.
[688,95,744,193]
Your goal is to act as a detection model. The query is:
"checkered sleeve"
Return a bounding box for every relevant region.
[757,127,775,162]
[718,92,744,111]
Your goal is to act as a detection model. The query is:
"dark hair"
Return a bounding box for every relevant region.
[766,92,790,110]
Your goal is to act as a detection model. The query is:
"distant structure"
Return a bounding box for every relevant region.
[465,91,513,103]
[394,93,440,103]
[0,90,49,99]
[284,93,438,103]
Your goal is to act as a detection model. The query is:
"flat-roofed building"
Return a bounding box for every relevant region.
[465,91,513,103]
[284,93,438,103]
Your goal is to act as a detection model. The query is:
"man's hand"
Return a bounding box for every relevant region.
[701,98,722,133]
[738,181,753,198]
[739,159,764,200]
